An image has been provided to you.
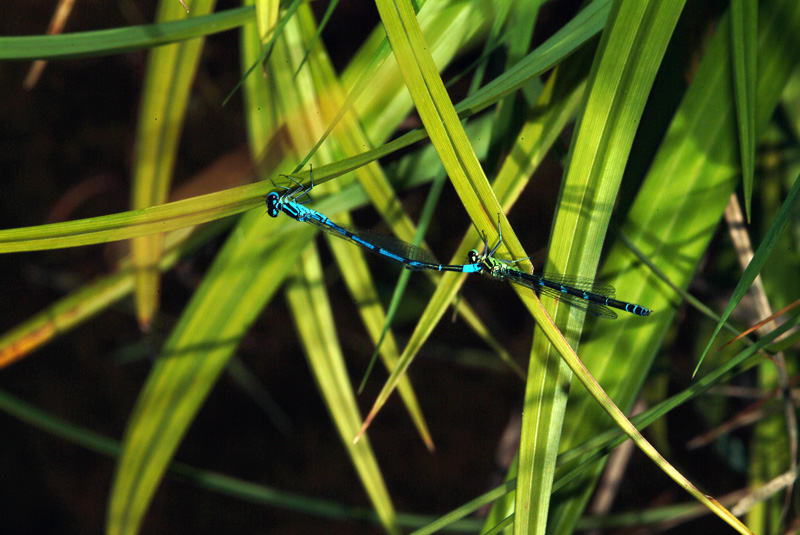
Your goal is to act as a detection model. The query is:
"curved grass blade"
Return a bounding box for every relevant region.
[0,6,253,59]
[486,0,543,172]
[358,168,449,393]
[222,0,304,106]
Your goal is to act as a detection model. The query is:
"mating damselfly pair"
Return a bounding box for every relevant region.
[266,167,651,319]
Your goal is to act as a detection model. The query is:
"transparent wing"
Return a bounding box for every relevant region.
[528,272,616,297]
[305,218,439,266]
[341,226,439,264]
[503,269,618,319]
[535,286,618,319]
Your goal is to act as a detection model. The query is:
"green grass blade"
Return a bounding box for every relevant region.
[516,2,689,533]
[485,0,543,172]
[293,0,340,77]
[0,181,267,253]
[730,0,758,222]
[0,6,253,59]
[328,227,435,449]
[223,0,304,106]
[375,0,516,243]
[293,1,519,447]
[549,2,800,533]
[284,246,399,534]
[130,0,217,326]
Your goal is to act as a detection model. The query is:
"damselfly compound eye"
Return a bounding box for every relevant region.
[266,192,280,218]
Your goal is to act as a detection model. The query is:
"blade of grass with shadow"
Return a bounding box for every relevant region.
[549,2,800,533]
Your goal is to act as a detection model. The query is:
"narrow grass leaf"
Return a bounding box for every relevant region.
[223,0,304,105]
[358,168,449,393]
[130,0,217,326]
[0,181,268,253]
[266,9,402,528]
[730,0,758,222]
[0,6,253,59]
[292,4,434,448]
[272,0,611,197]
[285,246,398,534]
[486,0,543,172]
[293,0,340,77]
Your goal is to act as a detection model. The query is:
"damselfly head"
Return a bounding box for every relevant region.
[266,192,281,217]
[467,249,481,263]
